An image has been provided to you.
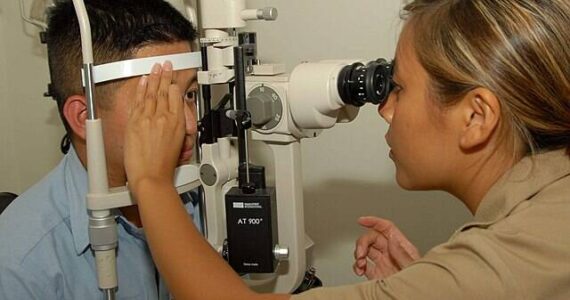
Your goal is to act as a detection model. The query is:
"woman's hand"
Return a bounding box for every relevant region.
[124,62,185,195]
[353,216,420,280]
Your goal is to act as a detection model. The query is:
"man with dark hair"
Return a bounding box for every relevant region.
[0,0,200,298]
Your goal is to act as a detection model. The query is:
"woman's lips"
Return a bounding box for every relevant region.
[385,134,394,159]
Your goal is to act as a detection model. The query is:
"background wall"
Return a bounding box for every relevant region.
[0,0,64,194]
[0,0,471,287]
[0,2,6,185]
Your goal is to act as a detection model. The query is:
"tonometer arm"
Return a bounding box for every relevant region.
[71,1,117,299]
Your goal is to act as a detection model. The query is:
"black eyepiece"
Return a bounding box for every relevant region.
[338,58,394,107]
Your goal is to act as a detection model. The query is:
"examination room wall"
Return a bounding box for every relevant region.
[0,0,65,194]
[0,0,471,287]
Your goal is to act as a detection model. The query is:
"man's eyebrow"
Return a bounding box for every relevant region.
[187,75,198,89]
[172,72,197,87]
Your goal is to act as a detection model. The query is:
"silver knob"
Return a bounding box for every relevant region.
[258,7,278,21]
[274,245,289,261]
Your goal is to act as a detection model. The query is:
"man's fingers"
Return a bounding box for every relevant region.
[157,61,173,114]
[143,63,161,116]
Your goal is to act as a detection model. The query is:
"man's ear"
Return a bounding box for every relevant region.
[458,88,501,151]
[63,95,88,141]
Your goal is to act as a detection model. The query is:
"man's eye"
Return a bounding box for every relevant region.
[185,91,197,102]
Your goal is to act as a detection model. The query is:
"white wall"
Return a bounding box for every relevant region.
[0,2,7,187]
[0,0,65,194]
[0,0,472,287]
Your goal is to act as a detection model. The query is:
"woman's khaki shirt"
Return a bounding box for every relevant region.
[293,149,570,300]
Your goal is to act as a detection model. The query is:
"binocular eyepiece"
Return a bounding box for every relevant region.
[282,58,395,131]
[338,59,394,108]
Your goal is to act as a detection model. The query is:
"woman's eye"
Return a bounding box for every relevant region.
[389,80,403,103]
[391,80,402,94]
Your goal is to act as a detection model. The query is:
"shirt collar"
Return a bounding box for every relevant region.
[472,149,570,225]
[65,146,92,255]
[116,215,147,241]
[66,147,150,254]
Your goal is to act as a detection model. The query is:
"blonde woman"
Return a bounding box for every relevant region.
[124,0,570,299]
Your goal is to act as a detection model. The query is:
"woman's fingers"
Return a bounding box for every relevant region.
[354,232,373,259]
[354,229,389,278]
[157,61,173,114]
[353,216,421,279]
[124,61,185,191]
[168,82,183,116]
[131,75,148,117]
[358,216,394,233]
[354,249,401,280]
[388,229,421,268]
[368,253,399,279]
[355,229,388,258]
[168,84,185,150]
[358,216,419,266]
[353,259,365,276]
[143,63,162,116]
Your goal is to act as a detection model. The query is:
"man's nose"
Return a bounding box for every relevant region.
[184,104,197,135]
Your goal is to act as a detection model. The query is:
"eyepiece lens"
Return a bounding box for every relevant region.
[338,59,394,107]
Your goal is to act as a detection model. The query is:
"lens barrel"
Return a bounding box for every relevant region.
[338,58,393,107]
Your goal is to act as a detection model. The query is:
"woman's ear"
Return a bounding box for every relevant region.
[63,95,88,141]
[458,88,501,151]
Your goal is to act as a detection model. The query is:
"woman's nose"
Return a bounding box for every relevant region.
[378,93,395,124]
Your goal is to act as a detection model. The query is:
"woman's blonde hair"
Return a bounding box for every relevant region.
[403,0,570,156]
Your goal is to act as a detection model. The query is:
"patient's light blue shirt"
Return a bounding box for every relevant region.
[0,147,200,299]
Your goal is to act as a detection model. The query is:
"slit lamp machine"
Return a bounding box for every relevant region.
[21,0,394,298]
